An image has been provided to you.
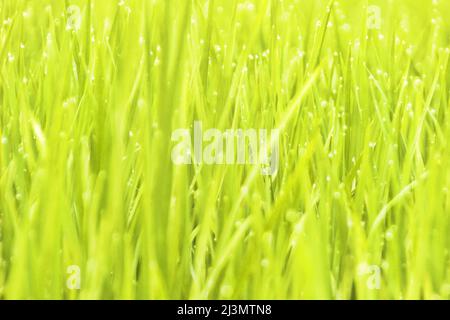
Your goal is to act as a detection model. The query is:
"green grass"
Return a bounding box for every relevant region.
[0,0,449,299]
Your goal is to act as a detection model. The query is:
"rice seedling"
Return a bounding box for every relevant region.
[0,0,449,299]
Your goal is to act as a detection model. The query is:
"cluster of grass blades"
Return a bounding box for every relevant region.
[0,0,449,299]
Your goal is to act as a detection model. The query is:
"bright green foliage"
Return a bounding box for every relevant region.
[0,0,449,299]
